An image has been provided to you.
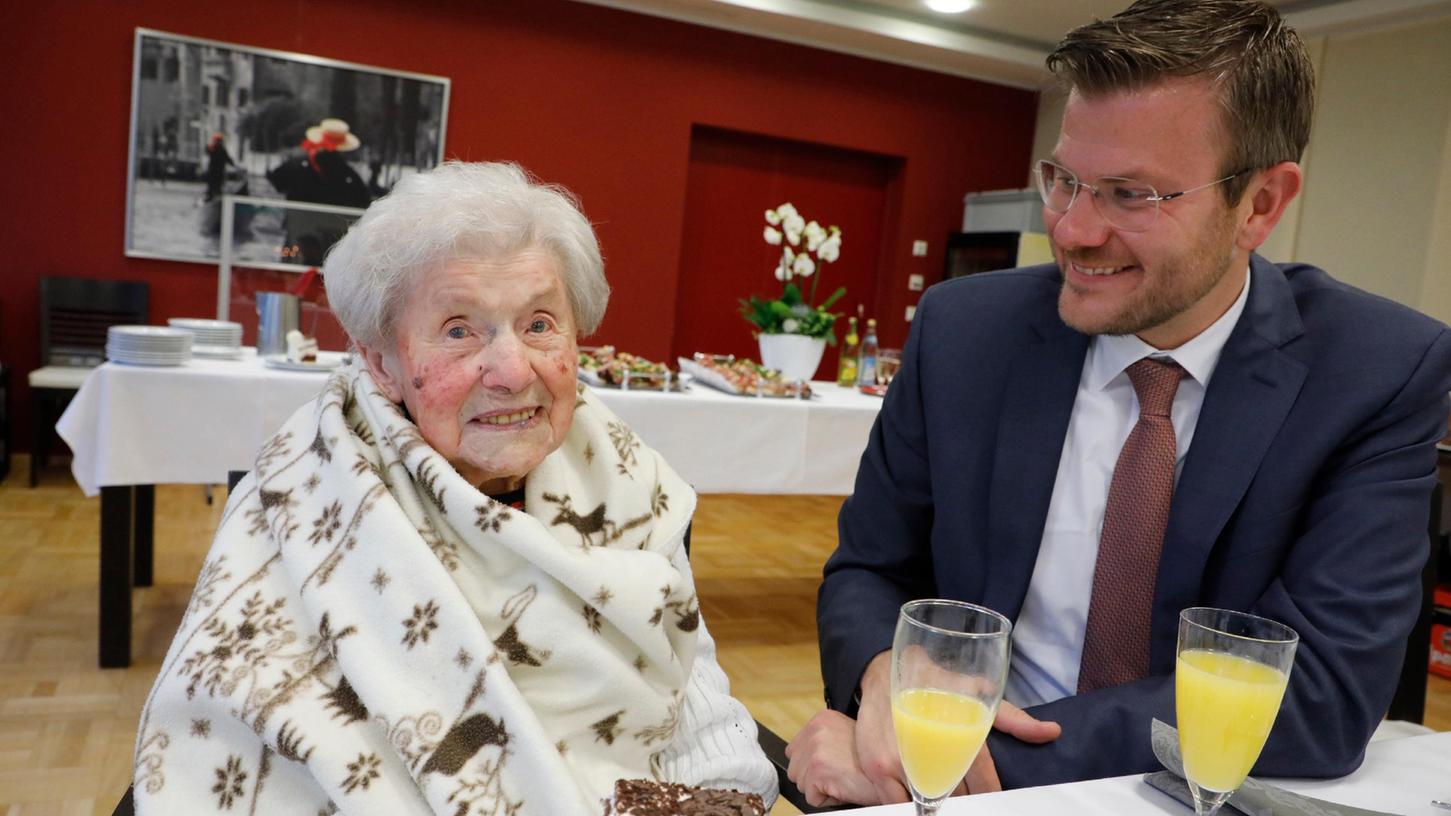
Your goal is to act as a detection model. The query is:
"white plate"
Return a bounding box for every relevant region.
[262,351,350,372]
[192,344,246,360]
[169,318,242,332]
[109,356,188,367]
[109,325,193,341]
[107,347,191,362]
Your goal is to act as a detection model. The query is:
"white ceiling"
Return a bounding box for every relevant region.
[569,0,1451,89]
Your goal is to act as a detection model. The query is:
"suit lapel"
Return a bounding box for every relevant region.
[984,316,1088,621]
[1149,256,1308,668]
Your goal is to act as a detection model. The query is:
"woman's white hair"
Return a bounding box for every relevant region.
[323,161,609,349]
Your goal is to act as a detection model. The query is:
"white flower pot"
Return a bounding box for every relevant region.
[759,333,827,382]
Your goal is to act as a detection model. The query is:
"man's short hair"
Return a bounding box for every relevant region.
[1046,0,1315,204]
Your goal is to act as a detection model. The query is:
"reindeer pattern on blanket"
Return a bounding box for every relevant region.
[134,367,699,815]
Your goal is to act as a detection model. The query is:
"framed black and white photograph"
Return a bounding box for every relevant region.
[125,28,450,266]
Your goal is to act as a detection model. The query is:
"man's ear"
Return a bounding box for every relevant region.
[357,342,404,403]
[1235,161,1303,252]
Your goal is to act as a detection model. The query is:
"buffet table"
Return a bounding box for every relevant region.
[848,730,1451,815]
[57,353,882,666]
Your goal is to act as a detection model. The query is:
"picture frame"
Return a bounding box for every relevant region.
[124,28,450,266]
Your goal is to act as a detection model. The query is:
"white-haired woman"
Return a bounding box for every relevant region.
[135,162,777,815]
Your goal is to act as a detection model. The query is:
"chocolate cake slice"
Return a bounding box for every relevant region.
[611,778,765,816]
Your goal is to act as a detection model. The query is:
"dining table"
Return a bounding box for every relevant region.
[844,729,1451,815]
[56,351,884,666]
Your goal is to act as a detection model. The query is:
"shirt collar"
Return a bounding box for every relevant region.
[1085,266,1251,392]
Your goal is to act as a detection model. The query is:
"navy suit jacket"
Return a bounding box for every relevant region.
[818,256,1451,787]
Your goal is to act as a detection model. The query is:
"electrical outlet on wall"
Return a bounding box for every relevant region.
[911,240,928,257]
[908,274,924,291]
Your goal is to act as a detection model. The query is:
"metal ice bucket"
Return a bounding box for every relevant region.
[256,292,300,356]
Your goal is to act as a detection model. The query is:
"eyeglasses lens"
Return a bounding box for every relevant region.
[1035,160,1160,232]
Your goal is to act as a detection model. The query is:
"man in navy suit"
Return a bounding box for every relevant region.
[785,0,1451,807]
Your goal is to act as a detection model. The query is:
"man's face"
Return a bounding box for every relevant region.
[1047,78,1250,349]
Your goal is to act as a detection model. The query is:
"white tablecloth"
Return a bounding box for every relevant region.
[57,352,335,495]
[598,380,882,494]
[57,355,882,496]
[848,731,1451,815]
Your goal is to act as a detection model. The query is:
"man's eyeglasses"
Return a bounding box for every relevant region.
[1033,159,1248,232]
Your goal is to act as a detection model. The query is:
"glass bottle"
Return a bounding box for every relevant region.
[838,317,860,387]
[858,318,879,387]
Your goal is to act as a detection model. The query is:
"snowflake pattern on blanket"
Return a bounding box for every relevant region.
[135,366,698,815]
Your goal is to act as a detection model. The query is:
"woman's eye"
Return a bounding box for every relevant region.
[529,318,550,333]
[446,325,469,340]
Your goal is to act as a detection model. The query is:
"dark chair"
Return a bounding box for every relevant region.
[112,470,827,815]
[28,276,149,486]
[1387,479,1447,722]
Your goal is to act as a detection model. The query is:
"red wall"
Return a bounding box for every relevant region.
[673,127,899,377]
[0,0,1037,451]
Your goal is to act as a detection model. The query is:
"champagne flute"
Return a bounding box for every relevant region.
[877,348,902,387]
[891,599,1012,816]
[1176,607,1299,816]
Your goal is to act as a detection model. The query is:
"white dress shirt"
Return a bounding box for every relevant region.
[1005,271,1251,707]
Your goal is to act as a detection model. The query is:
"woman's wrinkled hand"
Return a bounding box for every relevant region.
[785,709,882,807]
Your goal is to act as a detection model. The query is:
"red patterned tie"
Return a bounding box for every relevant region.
[1077,357,1186,693]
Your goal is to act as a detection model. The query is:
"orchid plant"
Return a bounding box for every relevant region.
[740,202,846,342]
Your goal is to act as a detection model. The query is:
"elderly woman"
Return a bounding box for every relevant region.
[134,162,777,814]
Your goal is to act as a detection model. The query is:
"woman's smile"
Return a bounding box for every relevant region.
[470,406,544,428]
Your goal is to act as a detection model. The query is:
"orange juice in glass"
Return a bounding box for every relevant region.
[890,600,1011,815]
[1176,608,1298,816]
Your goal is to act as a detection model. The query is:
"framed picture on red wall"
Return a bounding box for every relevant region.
[124,28,450,268]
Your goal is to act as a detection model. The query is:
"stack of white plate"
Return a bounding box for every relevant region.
[168,318,244,359]
[106,326,193,366]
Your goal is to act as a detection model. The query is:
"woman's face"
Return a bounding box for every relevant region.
[360,250,580,494]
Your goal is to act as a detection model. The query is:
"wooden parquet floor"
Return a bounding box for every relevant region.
[0,456,1446,815]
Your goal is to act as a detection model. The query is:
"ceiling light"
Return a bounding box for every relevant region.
[924,0,974,13]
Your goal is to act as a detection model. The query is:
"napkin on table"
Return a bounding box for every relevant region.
[1142,719,1395,816]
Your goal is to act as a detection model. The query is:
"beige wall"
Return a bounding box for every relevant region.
[1294,19,1451,321]
[1028,18,1451,322]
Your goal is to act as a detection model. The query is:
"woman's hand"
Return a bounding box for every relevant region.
[785,709,881,807]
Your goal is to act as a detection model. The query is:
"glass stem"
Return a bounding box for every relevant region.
[1188,780,1235,816]
[913,791,948,816]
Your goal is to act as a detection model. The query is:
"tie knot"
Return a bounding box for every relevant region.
[1126,357,1184,417]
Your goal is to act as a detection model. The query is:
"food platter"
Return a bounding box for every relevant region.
[677,354,812,399]
[578,346,685,392]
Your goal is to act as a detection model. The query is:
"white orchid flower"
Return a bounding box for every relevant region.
[793,254,816,278]
[818,233,841,263]
[783,214,805,244]
[765,209,781,226]
[804,221,827,252]
[782,318,800,333]
[764,226,782,245]
[777,248,795,281]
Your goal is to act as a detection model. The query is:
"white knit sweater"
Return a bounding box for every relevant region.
[656,545,780,807]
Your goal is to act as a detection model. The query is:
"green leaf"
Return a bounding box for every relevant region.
[780,283,804,306]
[818,286,847,311]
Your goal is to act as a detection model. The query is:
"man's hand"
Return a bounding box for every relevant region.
[854,652,912,803]
[785,709,880,807]
[962,700,1063,792]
